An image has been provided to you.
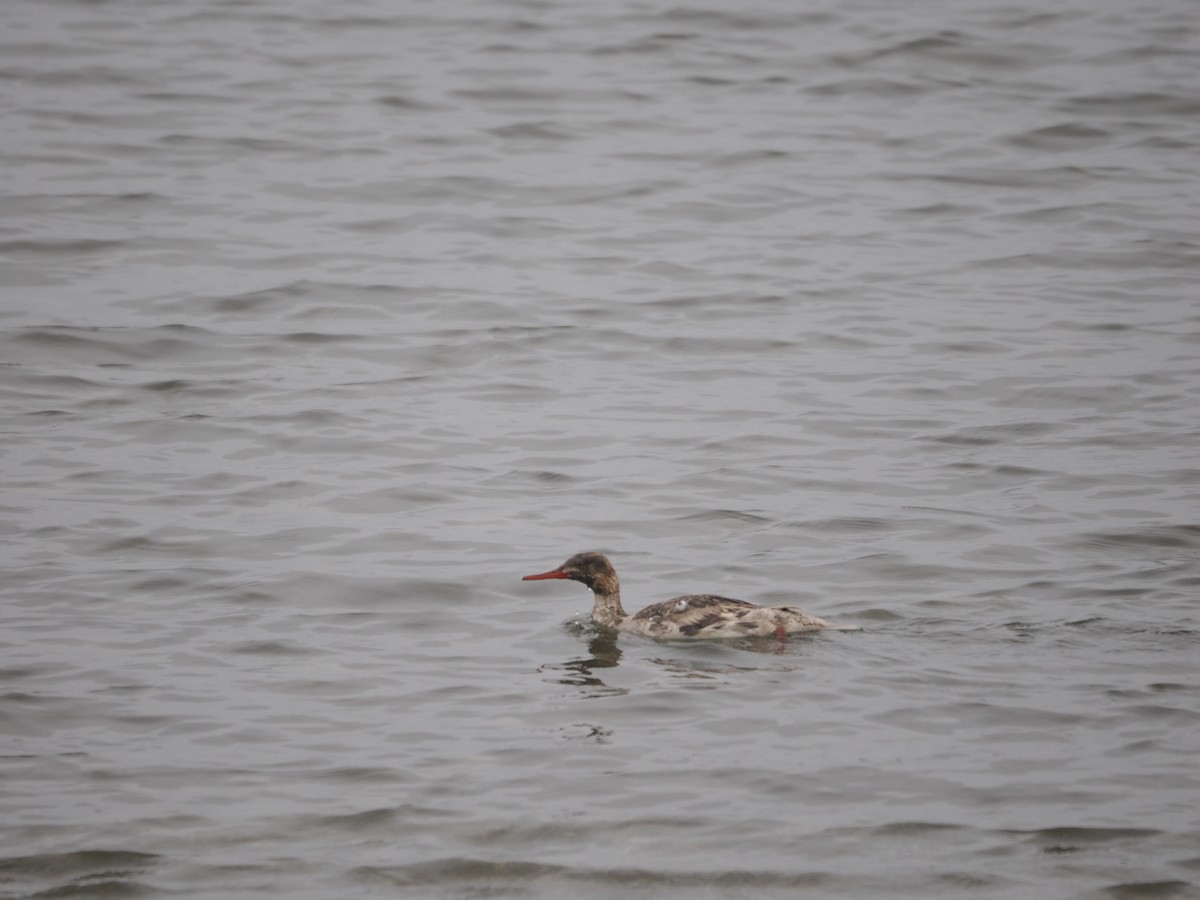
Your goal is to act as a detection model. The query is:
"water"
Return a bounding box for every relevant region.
[2,0,1198,897]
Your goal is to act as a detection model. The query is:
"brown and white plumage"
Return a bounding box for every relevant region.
[522,551,859,640]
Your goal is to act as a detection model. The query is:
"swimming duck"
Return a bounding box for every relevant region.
[522,551,859,640]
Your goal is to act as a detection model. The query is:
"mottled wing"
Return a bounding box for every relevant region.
[632,594,761,637]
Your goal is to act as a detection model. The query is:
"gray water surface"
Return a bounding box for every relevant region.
[2,0,1199,897]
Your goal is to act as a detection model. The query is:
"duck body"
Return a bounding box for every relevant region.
[522,551,858,640]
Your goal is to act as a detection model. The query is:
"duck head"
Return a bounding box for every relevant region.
[522,551,619,596]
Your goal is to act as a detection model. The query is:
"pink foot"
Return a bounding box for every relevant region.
[773,624,787,642]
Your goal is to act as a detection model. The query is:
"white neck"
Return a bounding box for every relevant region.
[591,589,627,628]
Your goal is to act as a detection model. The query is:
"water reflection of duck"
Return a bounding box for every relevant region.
[523,551,859,640]
[551,633,622,689]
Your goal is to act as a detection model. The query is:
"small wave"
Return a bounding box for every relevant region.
[779,516,894,534]
[310,767,411,783]
[804,77,929,97]
[1070,525,1200,553]
[0,238,127,256]
[0,849,158,878]
[353,857,830,889]
[870,821,963,836]
[677,509,772,524]
[657,8,826,30]
[1104,881,1196,899]
[1013,825,1161,848]
[1006,122,1111,150]
[1057,91,1200,117]
[925,421,1061,446]
[489,121,575,141]
[306,807,401,830]
[511,469,575,483]
[375,93,444,111]
[226,639,315,656]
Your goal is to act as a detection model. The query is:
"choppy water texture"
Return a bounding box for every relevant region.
[2,0,1199,897]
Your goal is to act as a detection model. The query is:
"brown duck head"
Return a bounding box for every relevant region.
[522,551,620,596]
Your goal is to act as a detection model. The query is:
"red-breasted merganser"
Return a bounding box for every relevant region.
[522,551,859,640]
